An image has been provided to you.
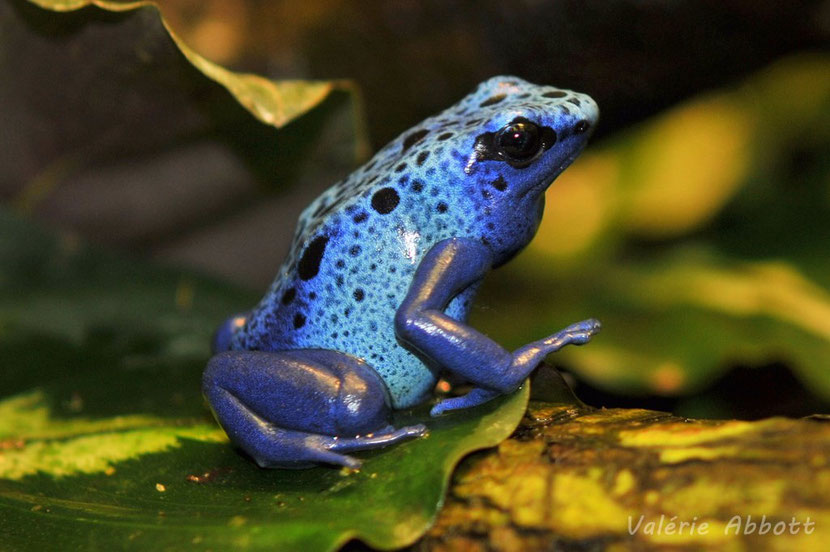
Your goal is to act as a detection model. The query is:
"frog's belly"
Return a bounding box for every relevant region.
[246,305,432,408]
[301,316,436,409]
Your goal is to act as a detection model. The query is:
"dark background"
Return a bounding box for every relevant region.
[3,0,829,420]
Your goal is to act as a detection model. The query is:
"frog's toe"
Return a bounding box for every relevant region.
[326,423,427,453]
[310,449,363,470]
[567,318,602,335]
[374,423,428,439]
[254,439,364,469]
[568,332,594,345]
[549,318,602,346]
[394,423,429,439]
[568,319,602,345]
[430,387,502,416]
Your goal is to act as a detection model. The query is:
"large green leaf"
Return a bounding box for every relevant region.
[0,211,529,550]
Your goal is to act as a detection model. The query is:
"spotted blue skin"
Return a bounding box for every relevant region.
[204,76,600,468]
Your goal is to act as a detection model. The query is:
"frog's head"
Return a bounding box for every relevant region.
[365,76,597,264]
[457,75,598,195]
[441,76,599,261]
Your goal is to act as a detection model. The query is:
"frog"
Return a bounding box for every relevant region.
[203,76,601,469]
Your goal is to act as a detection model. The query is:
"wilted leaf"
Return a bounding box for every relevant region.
[421,401,830,551]
[1,0,365,283]
[0,211,529,551]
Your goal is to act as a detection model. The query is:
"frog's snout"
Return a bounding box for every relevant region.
[579,94,600,125]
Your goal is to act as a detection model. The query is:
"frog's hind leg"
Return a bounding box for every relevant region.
[202,349,426,468]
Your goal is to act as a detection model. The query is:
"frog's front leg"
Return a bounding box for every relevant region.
[202,349,426,468]
[395,237,600,416]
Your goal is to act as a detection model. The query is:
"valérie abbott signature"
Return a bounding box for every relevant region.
[628,515,816,536]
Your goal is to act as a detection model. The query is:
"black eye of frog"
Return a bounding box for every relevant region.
[495,121,543,161]
[467,117,557,173]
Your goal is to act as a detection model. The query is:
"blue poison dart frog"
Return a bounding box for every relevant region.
[204,76,601,469]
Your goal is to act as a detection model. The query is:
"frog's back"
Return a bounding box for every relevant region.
[231,76,598,407]
[233,155,480,407]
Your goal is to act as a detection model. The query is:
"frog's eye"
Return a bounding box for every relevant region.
[467,117,557,174]
[495,121,544,161]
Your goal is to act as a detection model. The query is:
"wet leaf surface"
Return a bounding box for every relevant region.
[0,211,529,551]
[0,389,528,551]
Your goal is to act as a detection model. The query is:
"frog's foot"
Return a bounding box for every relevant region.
[430,387,501,417]
[217,412,425,469]
[303,424,427,468]
[203,349,425,469]
[539,318,602,349]
[325,424,427,454]
[428,320,600,417]
[421,317,601,418]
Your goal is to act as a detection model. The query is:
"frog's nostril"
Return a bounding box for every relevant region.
[574,120,591,134]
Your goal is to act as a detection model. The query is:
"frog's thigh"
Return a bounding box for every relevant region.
[203,349,392,439]
[203,350,427,468]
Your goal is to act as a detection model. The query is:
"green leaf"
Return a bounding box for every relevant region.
[0,211,529,551]
[0,389,528,550]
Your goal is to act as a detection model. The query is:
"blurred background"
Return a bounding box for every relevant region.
[2,0,829,420]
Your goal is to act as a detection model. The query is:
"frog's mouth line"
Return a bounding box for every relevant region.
[518,179,550,200]
[518,154,578,200]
